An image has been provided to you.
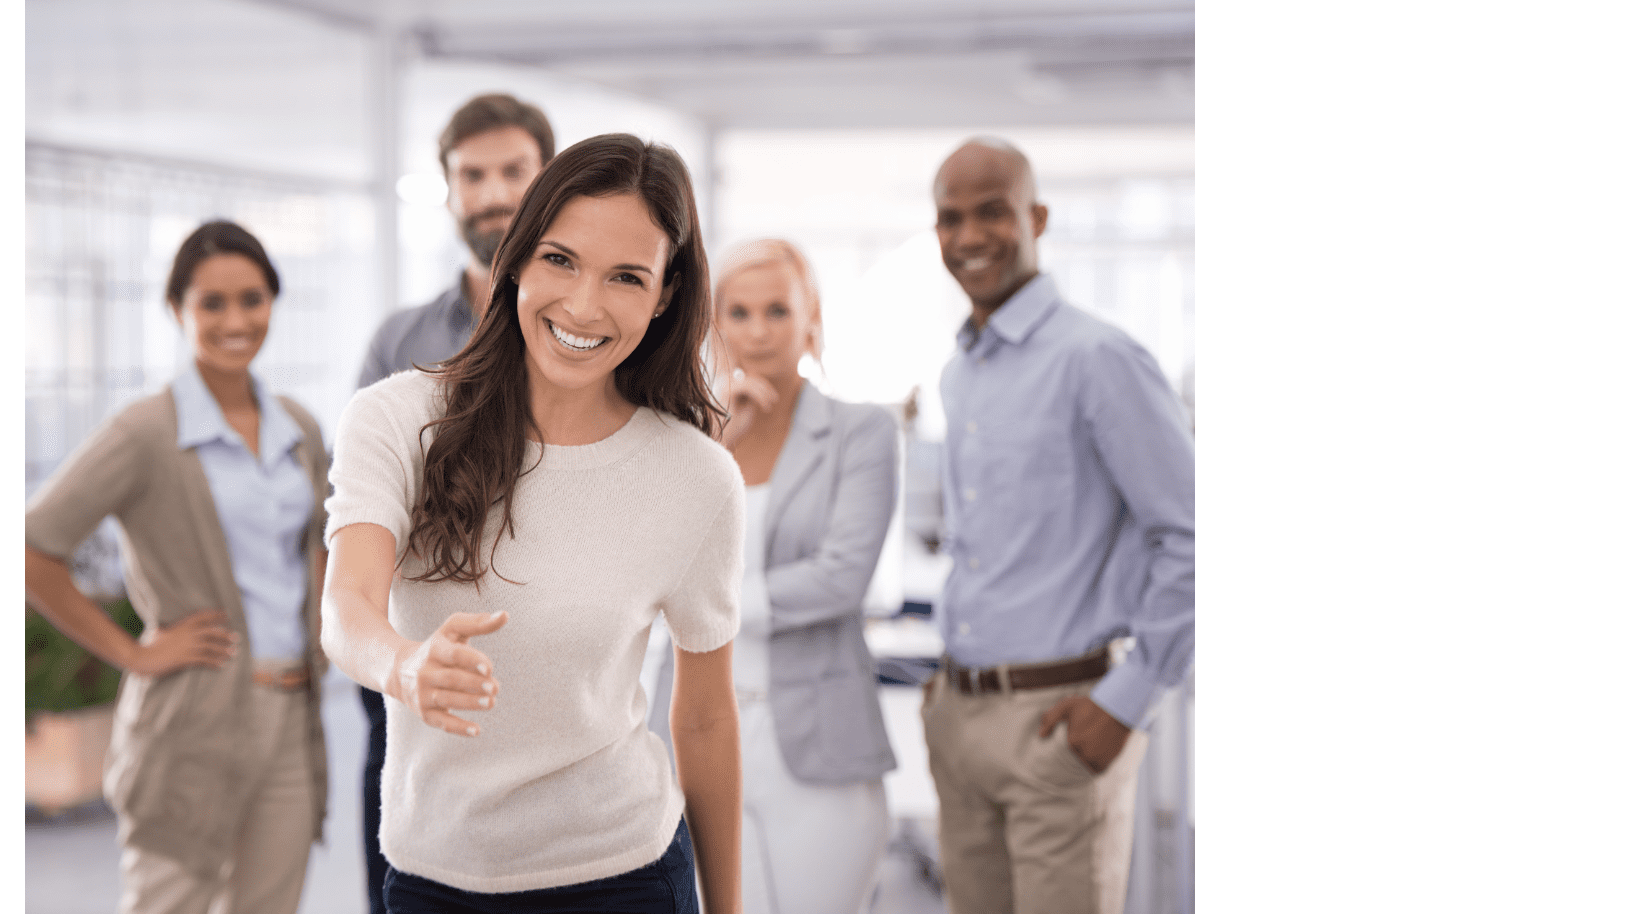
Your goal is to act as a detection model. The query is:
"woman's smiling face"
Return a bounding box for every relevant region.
[514,192,675,400]
[173,253,273,376]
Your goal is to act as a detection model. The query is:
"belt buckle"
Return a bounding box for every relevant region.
[258,667,306,691]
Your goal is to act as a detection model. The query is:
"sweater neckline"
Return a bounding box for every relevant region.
[525,405,665,471]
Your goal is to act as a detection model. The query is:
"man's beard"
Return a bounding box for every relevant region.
[460,207,513,268]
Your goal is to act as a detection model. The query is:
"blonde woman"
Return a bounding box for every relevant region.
[652,238,898,913]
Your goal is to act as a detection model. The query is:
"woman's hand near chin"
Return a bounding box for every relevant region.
[719,369,779,451]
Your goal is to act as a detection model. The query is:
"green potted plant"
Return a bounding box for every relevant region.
[24,599,142,815]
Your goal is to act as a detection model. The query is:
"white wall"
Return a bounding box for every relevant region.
[25,0,373,183]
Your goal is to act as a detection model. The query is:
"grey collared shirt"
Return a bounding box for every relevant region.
[938,273,1195,728]
[357,274,476,388]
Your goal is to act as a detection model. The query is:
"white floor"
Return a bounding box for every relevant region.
[26,650,1190,913]
[24,666,947,914]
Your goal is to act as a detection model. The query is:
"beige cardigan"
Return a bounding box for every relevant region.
[25,385,330,877]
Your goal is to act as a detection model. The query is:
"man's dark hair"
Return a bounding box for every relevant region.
[438,93,555,174]
[164,219,280,309]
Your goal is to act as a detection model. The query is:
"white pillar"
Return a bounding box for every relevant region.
[699,123,722,255]
[1176,670,1194,912]
[369,24,404,317]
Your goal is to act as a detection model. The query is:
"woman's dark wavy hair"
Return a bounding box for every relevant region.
[403,133,723,585]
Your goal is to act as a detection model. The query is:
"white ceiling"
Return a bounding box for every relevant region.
[254,0,1194,130]
[26,0,1191,182]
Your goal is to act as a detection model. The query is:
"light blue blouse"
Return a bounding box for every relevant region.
[172,362,313,660]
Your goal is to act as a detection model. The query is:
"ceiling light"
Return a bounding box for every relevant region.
[396,173,447,206]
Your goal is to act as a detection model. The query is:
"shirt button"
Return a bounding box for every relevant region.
[963,488,977,502]
[968,557,980,570]
[959,623,971,635]
[966,421,978,434]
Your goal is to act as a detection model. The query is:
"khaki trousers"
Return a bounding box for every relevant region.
[922,670,1148,914]
[119,664,315,914]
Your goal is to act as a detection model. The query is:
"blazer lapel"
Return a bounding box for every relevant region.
[763,381,833,556]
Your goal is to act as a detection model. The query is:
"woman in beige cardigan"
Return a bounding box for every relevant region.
[24,220,330,913]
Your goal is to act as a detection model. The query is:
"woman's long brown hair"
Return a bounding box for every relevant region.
[402,133,723,585]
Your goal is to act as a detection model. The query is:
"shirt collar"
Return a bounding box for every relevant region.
[956,273,1060,349]
[173,361,303,464]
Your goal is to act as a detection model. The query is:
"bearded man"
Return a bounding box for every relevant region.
[357,93,554,385]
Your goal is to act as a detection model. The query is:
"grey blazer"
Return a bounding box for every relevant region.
[650,381,899,784]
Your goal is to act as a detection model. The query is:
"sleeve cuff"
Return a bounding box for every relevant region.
[1090,657,1161,729]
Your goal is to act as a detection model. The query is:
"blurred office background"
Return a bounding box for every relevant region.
[24,0,1193,913]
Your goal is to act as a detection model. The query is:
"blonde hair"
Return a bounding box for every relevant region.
[712,238,825,367]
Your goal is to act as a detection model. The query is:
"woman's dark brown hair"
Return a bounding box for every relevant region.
[164,219,281,310]
[403,133,722,584]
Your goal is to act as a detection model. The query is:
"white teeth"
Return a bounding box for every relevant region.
[962,258,992,271]
[549,320,608,351]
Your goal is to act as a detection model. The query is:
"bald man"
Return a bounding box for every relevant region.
[919,138,1195,913]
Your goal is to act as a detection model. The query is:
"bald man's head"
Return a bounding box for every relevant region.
[933,138,1049,320]
[933,136,1038,202]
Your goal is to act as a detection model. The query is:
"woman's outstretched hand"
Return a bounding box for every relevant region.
[387,610,507,738]
[719,369,779,451]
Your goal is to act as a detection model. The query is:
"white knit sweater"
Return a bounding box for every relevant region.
[325,370,743,893]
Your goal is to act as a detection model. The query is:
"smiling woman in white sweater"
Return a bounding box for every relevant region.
[321,134,742,914]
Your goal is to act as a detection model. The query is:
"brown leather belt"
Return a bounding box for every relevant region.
[945,647,1110,695]
[252,666,310,691]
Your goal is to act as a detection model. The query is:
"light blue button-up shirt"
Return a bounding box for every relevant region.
[173,362,313,660]
[938,273,1195,728]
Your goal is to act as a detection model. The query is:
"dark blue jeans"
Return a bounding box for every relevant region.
[359,685,389,913]
[383,817,699,914]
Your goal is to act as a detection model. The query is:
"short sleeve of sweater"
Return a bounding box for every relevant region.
[324,372,436,555]
[660,480,744,653]
[26,408,149,560]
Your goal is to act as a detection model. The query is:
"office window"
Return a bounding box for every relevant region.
[25,142,375,589]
